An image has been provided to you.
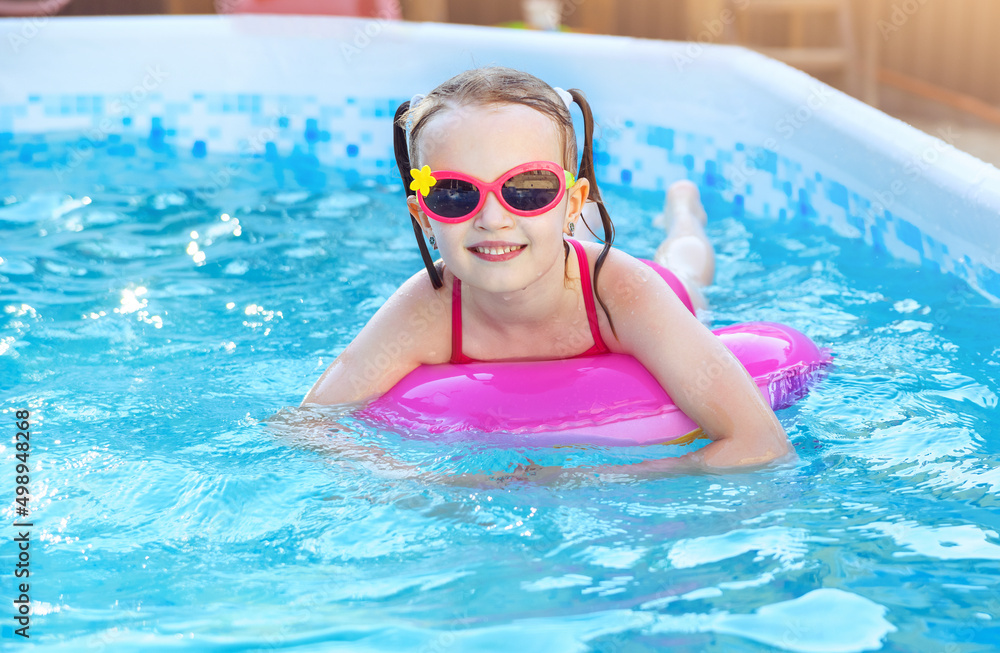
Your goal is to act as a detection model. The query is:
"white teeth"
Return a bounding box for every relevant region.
[474,245,522,255]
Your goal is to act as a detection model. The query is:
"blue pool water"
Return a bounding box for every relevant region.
[2,135,1000,652]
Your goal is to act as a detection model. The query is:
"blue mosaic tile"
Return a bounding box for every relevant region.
[704,160,721,188]
[979,265,1000,298]
[828,180,848,210]
[870,224,886,253]
[647,126,674,150]
[896,217,923,254]
[755,149,777,175]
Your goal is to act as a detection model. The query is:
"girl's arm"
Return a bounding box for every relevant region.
[440,251,792,489]
[281,269,451,479]
[599,249,793,470]
[267,405,419,480]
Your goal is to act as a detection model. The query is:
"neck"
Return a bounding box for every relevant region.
[462,246,574,328]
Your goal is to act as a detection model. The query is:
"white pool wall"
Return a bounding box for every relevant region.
[2,15,999,298]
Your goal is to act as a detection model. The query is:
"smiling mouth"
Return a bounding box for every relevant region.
[470,245,526,255]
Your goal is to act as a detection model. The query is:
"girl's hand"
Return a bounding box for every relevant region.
[267,406,419,480]
[439,463,570,488]
[596,247,792,467]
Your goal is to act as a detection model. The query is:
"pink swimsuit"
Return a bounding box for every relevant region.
[449,239,694,364]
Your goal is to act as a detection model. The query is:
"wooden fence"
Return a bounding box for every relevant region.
[48,0,1000,108]
[410,0,1000,108]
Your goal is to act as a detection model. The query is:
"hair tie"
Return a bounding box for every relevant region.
[552,87,574,113]
[405,93,426,136]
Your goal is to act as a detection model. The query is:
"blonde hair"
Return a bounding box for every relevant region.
[403,67,578,174]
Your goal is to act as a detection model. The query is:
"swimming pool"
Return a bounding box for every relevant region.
[2,15,1000,652]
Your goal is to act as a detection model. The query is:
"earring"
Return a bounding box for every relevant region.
[428,235,437,250]
[567,222,576,237]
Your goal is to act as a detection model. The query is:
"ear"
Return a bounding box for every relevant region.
[565,176,590,227]
[407,195,434,236]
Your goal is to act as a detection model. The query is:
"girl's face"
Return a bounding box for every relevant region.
[409,103,588,295]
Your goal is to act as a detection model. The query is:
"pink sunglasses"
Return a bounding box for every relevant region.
[411,160,576,223]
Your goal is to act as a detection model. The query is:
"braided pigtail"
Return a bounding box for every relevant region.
[568,89,617,338]
[393,101,443,289]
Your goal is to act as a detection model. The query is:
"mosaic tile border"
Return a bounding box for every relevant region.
[2,89,998,301]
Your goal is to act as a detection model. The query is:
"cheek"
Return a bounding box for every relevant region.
[434,223,468,249]
[538,209,570,235]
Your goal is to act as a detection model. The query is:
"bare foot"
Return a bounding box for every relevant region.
[654,180,715,301]
[663,180,707,232]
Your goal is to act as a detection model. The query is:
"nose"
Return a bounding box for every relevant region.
[474,190,514,231]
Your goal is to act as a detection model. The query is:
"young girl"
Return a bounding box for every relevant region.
[302,67,791,472]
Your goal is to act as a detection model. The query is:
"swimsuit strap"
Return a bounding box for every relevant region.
[450,278,474,364]
[567,238,610,355]
[449,239,609,364]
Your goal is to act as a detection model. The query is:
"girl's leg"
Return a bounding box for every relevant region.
[653,180,715,310]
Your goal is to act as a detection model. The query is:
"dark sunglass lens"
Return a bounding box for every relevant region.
[502,170,560,212]
[425,179,480,218]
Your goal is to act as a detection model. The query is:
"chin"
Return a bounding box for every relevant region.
[471,275,533,295]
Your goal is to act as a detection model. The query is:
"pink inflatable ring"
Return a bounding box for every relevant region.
[359,322,831,447]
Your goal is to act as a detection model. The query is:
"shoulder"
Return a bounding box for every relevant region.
[379,263,448,315]
[580,242,673,309]
[582,242,694,351]
[366,264,453,364]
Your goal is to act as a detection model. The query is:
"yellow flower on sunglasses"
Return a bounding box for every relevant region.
[409,165,437,196]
